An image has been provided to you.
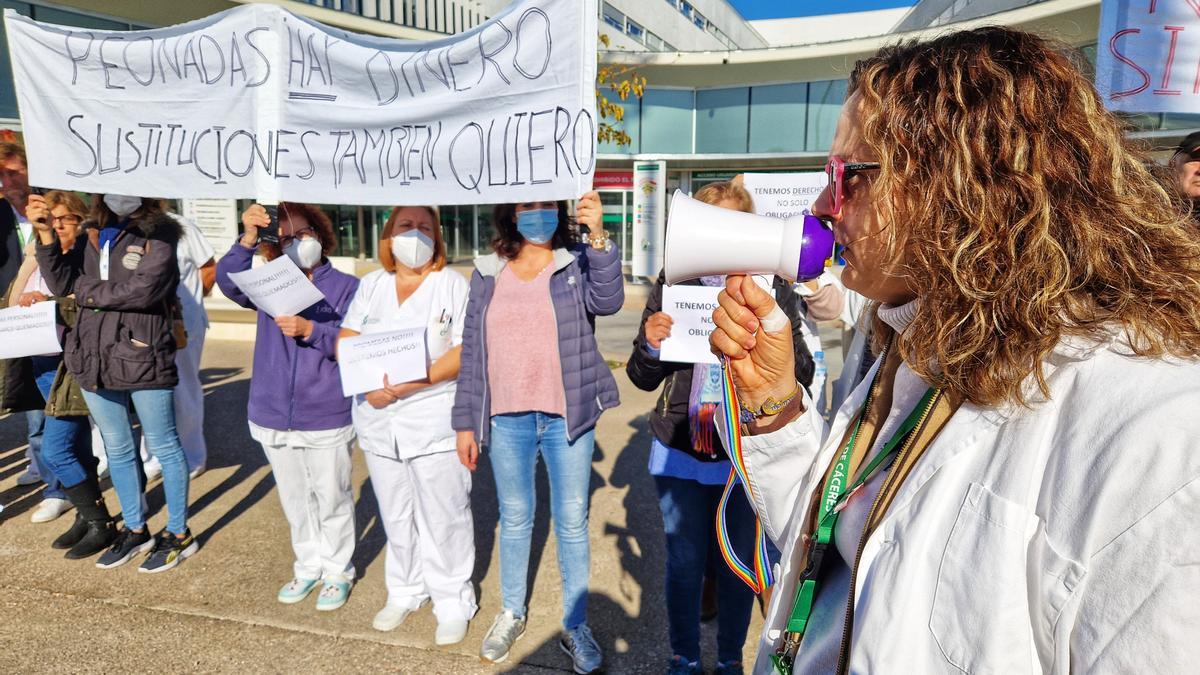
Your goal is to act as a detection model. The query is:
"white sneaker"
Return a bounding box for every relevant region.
[16,467,41,486]
[373,602,422,632]
[436,618,469,646]
[143,460,162,482]
[30,497,73,523]
[189,465,206,480]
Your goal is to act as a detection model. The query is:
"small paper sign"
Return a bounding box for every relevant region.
[660,285,722,365]
[226,255,325,318]
[336,327,428,397]
[0,301,60,359]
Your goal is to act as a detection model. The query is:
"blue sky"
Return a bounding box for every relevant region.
[730,0,915,20]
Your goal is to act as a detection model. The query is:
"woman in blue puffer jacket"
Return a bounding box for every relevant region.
[452,191,621,674]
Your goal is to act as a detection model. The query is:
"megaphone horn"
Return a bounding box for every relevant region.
[663,190,834,285]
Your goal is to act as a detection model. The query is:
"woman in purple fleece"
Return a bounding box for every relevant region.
[216,202,360,612]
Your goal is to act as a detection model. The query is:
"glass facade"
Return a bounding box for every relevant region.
[640,89,694,154]
[805,80,848,153]
[607,82,849,155]
[748,83,807,153]
[696,87,749,154]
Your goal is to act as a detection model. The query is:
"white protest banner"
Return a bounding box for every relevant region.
[226,254,325,318]
[1095,1,1200,113]
[743,172,826,219]
[660,285,721,365]
[337,327,427,397]
[0,302,61,359]
[5,0,597,205]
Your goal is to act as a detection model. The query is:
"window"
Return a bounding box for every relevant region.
[749,83,807,153]
[693,13,706,30]
[641,89,694,154]
[806,80,848,152]
[626,19,644,40]
[602,3,624,33]
[696,87,749,153]
[680,2,693,19]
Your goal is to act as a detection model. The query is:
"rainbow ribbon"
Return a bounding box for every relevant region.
[715,357,775,594]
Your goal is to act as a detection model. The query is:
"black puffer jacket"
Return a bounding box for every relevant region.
[626,271,814,463]
[36,211,181,392]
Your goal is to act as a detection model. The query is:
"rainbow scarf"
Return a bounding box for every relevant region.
[715,357,775,594]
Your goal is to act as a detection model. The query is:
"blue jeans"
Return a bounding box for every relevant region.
[25,407,65,499]
[489,412,594,629]
[30,356,94,490]
[82,387,188,534]
[655,474,758,664]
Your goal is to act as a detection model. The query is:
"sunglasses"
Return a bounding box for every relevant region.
[825,156,881,214]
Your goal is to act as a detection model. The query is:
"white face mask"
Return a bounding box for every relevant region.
[103,194,142,218]
[390,230,435,270]
[284,236,323,269]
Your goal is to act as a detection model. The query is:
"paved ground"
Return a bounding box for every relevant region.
[0,303,844,674]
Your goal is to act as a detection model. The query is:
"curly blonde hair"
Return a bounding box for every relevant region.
[851,27,1200,406]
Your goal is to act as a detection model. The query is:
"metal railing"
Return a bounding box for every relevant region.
[299,0,488,35]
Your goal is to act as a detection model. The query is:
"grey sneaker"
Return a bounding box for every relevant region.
[479,610,526,664]
[560,624,603,674]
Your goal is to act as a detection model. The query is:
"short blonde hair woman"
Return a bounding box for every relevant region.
[711,27,1200,673]
[338,205,475,644]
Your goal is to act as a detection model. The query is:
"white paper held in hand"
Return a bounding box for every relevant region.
[337,327,428,397]
[0,301,61,359]
[659,276,776,365]
[226,255,325,318]
[659,285,721,365]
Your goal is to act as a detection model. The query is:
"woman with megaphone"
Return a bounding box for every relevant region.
[709,27,1200,674]
[626,180,815,675]
[452,191,621,673]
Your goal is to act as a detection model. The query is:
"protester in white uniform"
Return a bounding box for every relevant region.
[142,211,214,479]
[338,206,475,645]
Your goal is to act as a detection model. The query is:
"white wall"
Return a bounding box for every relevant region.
[749,8,912,47]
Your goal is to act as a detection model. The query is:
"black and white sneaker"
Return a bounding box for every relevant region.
[95,528,154,569]
[138,529,198,574]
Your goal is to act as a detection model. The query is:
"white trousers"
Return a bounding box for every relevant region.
[137,327,207,471]
[172,327,207,469]
[262,440,356,581]
[364,449,477,622]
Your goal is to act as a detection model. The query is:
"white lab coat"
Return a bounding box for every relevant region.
[733,332,1200,674]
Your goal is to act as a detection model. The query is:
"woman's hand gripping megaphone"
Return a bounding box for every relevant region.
[711,274,800,422]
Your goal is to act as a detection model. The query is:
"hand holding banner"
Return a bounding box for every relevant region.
[0,302,61,359]
[226,255,325,318]
[337,328,428,397]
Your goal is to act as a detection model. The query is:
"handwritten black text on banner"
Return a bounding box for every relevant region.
[4,0,597,204]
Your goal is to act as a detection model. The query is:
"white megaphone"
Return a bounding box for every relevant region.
[663,190,835,285]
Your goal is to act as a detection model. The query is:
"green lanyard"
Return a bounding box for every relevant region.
[771,384,937,674]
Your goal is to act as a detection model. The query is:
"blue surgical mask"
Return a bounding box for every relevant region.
[515,208,559,244]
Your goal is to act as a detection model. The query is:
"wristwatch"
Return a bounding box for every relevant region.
[739,383,801,424]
